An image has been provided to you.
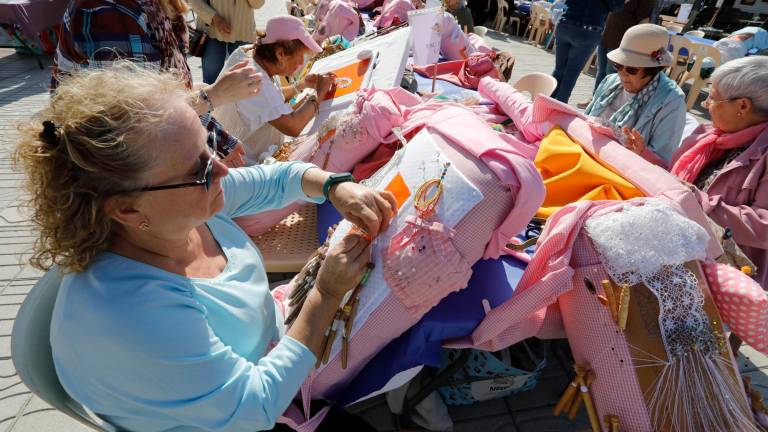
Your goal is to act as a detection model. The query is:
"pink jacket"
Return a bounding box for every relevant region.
[673,124,768,288]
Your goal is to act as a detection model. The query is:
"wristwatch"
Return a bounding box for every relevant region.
[323,172,356,201]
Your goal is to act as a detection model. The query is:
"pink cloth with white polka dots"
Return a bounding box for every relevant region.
[703,261,768,353]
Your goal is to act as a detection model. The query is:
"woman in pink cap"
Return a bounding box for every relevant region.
[215,16,337,165]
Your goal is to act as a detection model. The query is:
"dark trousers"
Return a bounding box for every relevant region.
[201,38,249,84]
[593,42,617,93]
[551,21,603,103]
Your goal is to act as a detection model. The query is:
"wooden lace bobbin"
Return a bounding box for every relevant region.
[340,263,374,369]
[601,279,619,324]
[580,371,600,432]
[617,284,630,331]
[604,414,620,432]
[285,226,335,326]
[553,376,580,416]
[567,369,596,420]
[554,364,587,416]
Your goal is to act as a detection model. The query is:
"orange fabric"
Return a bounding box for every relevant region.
[385,173,411,210]
[535,126,644,218]
[322,58,371,101]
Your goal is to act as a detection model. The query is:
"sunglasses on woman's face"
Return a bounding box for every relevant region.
[136,132,217,193]
[611,62,641,76]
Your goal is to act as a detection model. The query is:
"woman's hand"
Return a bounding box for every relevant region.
[623,127,647,155]
[329,182,396,238]
[212,14,232,34]
[303,73,337,100]
[206,60,262,107]
[315,231,372,300]
[222,142,246,168]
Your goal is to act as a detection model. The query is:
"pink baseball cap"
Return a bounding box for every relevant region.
[261,15,322,53]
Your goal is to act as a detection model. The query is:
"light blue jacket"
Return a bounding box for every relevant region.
[590,72,687,165]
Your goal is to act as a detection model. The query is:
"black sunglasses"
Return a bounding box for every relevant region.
[611,61,641,76]
[135,132,217,193]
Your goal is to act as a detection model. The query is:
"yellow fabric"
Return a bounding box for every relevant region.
[535,126,645,218]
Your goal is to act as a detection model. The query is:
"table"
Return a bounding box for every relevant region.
[0,0,68,67]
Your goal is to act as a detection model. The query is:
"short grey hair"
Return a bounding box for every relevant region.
[711,56,768,117]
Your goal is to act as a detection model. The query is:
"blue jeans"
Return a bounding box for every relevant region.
[202,39,248,84]
[551,21,603,103]
[593,42,616,93]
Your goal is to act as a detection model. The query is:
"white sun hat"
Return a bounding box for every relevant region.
[607,24,675,68]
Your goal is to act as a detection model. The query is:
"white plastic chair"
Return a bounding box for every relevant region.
[668,34,695,83]
[509,15,522,36]
[678,42,721,110]
[493,0,510,32]
[522,3,539,39]
[11,267,121,432]
[512,72,558,98]
[474,25,488,38]
[529,7,550,46]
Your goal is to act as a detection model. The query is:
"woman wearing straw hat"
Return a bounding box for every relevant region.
[585,24,686,167]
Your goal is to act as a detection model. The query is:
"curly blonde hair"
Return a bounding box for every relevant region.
[14,63,189,273]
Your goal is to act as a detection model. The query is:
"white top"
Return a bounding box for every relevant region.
[214,46,293,165]
[597,89,635,123]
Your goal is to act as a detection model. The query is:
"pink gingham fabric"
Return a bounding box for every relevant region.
[398,104,545,259]
[383,216,473,317]
[306,110,541,400]
[703,261,768,353]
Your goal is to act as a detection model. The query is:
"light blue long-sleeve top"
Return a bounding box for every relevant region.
[50,162,324,432]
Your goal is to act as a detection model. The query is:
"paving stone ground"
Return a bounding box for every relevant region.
[0,28,761,431]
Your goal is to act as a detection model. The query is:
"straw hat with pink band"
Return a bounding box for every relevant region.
[260,15,323,53]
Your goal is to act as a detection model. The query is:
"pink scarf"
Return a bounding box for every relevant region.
[671,122,768,183]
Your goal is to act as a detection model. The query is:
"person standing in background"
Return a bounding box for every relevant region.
[189,0,265,84]
[578,0,654,108]
[550,0,624,103]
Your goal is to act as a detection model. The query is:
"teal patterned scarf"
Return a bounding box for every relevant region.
[586,72,662,130]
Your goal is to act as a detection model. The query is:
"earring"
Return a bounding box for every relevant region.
[139,221,150,231]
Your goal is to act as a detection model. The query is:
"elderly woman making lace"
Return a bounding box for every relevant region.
[585,24,686,166]
[670,56,768,292]
[14,64,395,431]
[216,16,338,165]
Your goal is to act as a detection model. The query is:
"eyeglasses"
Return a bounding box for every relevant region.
[134,132,218,193]
[611,62,641,76]
[700,95,740,110]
